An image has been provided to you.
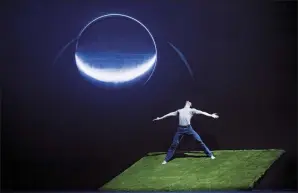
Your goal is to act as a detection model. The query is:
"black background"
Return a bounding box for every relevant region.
[2,0,297,190]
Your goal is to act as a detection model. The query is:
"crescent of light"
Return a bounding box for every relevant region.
[75,13,158,83]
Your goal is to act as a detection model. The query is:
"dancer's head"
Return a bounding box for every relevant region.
[185,101,192,108]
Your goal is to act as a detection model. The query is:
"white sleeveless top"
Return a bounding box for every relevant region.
[177,107,199,126]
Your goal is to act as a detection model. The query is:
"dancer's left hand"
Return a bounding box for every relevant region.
[212,113,219,119]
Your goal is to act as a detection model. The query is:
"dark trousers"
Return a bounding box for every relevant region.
[165,125,213,162]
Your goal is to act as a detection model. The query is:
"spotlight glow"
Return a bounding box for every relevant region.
[75,54,157,83]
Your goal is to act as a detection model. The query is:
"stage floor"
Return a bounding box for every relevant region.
[100,149,284,191]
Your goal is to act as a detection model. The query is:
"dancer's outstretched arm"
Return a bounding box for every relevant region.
[192,108,219,119]
[153,111,178,121]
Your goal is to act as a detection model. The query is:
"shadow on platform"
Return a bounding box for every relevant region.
[253,152,297,191]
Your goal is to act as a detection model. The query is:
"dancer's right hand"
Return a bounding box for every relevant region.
[153,117,161,121]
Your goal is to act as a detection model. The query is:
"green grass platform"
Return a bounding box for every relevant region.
[100,149,284,191]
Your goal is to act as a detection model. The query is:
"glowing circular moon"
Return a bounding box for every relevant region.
[74,14,157,84]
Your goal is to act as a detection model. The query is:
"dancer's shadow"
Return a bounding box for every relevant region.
[146,151,208,162]
[172,151,207,160]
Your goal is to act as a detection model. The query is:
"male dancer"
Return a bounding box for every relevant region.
[153,101,219,164]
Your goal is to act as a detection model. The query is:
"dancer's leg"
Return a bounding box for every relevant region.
[189,126,213,157]
[164,131,183,163]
